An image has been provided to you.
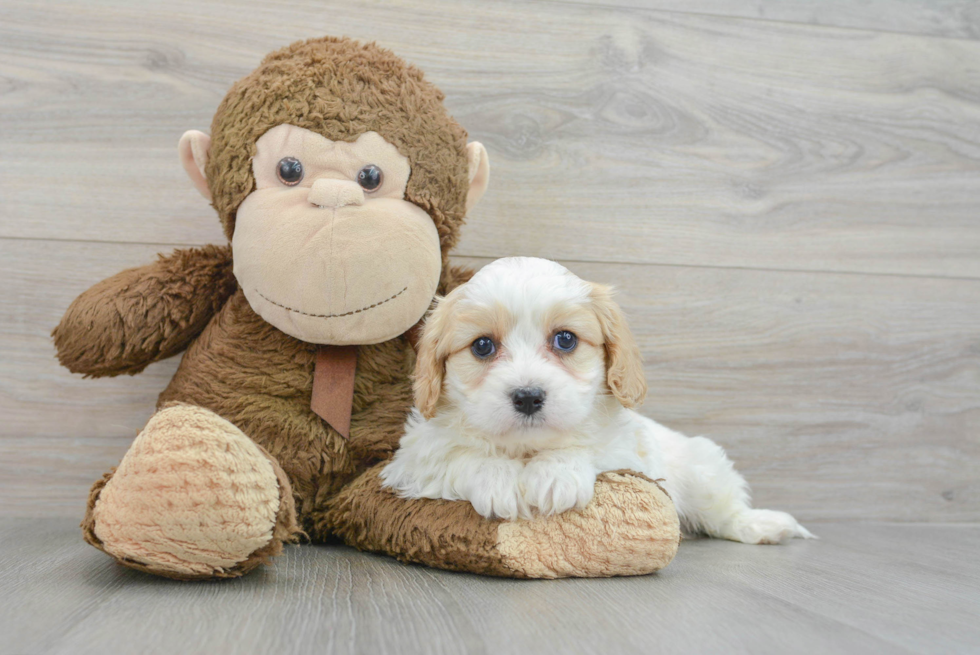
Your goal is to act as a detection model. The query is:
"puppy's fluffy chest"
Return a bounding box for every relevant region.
[381,402,666,521]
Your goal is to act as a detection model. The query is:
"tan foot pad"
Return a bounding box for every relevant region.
[496,471,681,578]
[89,404,281,578]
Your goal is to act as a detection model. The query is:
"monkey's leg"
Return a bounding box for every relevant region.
[82,404,301,580]
[320,466,680,579]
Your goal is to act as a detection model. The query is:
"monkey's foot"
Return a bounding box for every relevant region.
[324,467,680,579]
[493,471,681,577]
[82,404,300,579]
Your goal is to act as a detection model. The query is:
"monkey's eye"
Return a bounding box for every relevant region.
[276,157,304,186]
[356,164,383,192]
[553,331,578,353]
[471,337,496,360]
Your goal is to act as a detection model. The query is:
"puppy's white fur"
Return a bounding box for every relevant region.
[381,257,814,544]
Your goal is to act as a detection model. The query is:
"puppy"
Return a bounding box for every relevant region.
[381,257,814,544]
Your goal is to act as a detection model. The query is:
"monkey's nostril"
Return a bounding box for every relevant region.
[511,387,546,417]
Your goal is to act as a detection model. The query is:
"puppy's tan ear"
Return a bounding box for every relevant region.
[413,294,456,419]
[591,283,647,408]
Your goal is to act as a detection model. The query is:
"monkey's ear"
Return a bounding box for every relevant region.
[465,142,490,213]
[178,130,212,201]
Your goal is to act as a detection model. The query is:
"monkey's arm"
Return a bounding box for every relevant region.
[438,263,475,295]
[53,245,236,377]
[323,465,680,578]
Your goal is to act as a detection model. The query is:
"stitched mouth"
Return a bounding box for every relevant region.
[256,286,408,319]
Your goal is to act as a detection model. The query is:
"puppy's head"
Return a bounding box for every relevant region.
[414,257,647,437]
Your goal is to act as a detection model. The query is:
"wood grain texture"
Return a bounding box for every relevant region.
[1,519,978,655]
[1,1,978,527]
[2,240,977,522]
[564,0,980,40]
[1,0,979,277]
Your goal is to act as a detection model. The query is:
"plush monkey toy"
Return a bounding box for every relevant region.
[53,37,679,580]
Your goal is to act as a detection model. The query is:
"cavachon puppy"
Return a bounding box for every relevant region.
[382,257,815,544]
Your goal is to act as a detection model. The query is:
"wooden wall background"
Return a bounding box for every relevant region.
[1,0,977,522]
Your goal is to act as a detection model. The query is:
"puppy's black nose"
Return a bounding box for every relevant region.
[511,387,545,416]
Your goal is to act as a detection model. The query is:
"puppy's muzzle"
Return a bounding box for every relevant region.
[511,387,545,416]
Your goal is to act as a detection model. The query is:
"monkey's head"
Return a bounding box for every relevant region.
[177,37,490,345]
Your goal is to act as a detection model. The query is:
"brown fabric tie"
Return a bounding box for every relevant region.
[311,345,358,440]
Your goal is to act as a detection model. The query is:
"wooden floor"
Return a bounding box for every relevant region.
[1,519,977,655]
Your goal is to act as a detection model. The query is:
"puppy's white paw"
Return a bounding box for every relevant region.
[519,457,596,517]
[459,459,524,521]
[726,509,816,544]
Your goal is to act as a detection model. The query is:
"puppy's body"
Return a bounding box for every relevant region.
[382,257,813,544]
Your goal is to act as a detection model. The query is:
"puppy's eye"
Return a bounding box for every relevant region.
[553,331,577,352]
[356,164,383,191]
[276,157,304,186]
[471,337,496,359]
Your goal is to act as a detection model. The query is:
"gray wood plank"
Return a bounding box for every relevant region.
[0,240,179,518]
[563,0,980,41]
[1,0,979,277]
[3,239,977,522]
[1,519,977,654]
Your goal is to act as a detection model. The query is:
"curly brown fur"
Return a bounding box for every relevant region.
[59,37,475,546]
[207,37,470,258]
[326,466,680,578]
[323,463,514,576]
[53,245,236,377]
[155,266,472,541]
